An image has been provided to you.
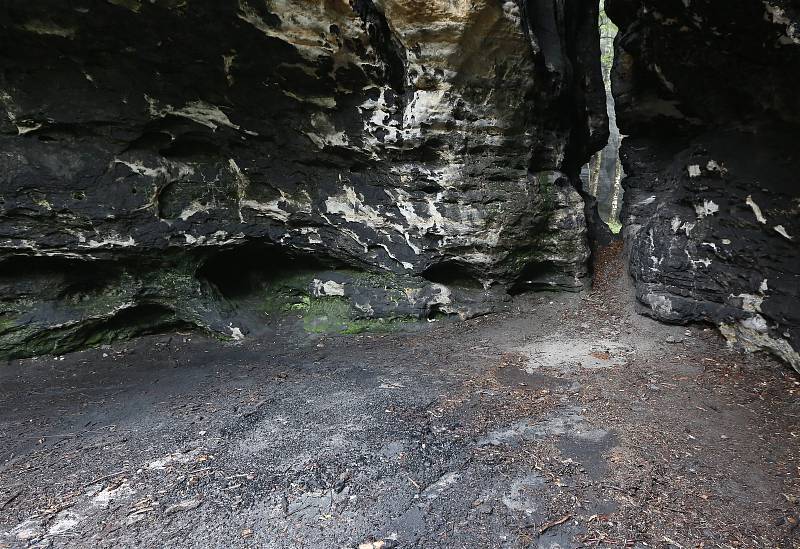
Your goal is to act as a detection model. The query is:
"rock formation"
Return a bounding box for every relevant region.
[607,0,800,371]
[0,0,607,357]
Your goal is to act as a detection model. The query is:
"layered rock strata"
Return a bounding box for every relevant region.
[608,0,800,370]
[0,0,606,357]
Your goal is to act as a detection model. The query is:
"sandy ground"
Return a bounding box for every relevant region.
[0,243,798,548]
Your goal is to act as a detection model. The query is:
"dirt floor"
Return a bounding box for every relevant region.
[1,243,798,548]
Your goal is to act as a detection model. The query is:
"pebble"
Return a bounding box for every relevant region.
[164,498,202,515]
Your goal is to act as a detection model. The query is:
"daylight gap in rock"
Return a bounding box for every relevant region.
[582,3,624,236]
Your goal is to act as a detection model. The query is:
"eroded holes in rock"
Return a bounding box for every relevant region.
[582,4,624,235]
[0,256,118,302]
[425,302,449,321]
[160,132,222,159]
[196,243,331,299]
[351,0,407,93]
[421,261,483,289]
[0,257,196,358]
[24,303,190,358]
[125,131,174,153]
[509,261,561,295]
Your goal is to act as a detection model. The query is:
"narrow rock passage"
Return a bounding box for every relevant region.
[1,244,797,548]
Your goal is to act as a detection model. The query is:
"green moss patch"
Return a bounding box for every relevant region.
[260,273,418,335]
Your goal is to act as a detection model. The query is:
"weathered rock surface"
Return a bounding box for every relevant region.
[608,0,800,370]
[0,0,607,357]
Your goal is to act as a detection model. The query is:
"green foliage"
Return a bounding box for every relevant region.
[599,1,618,85]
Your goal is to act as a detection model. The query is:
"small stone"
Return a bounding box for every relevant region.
[164,498,202,515]
[358,542,385,549]
[12,520,42,541]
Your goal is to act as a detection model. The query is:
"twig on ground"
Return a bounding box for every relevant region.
[82,470,127,488]
[1,489,22,510]
[538,514,572,536]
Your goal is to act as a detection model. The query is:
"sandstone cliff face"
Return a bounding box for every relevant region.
[0,0,606,357]
[608,0,800,371]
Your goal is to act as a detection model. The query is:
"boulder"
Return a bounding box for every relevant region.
[608,0,800,371]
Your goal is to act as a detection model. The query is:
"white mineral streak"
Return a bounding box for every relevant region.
[312,279,346,297]
[179,201,212,221]
[763,2,800,45]
[113,158,195,181]
[306,112,349,149]
[325,185,386,228]
[731,293,764,313]
[146,96,236,131]
[300,227,323,244]
[239,183,313,224]
[229,325,245,341]
[721,321,800,374]
[646,293,673,316]
[228,159,250,223]
[670,216,694,236]
[79,233,136,249]
[706,159,726,174]
[694,199,719,218]
[183,231,245,247]
[689,256,711,268]
[647,228,663,271]
[745,195,767,224]
[146,96,257,135]
[774,225,793,240]
[652,64,676,92]
[16,121,42,135]
[324,182,506,265]
[21,20,76,38]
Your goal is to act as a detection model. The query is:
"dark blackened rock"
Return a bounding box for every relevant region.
[608,0,800,370]
[0,1,607,357]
